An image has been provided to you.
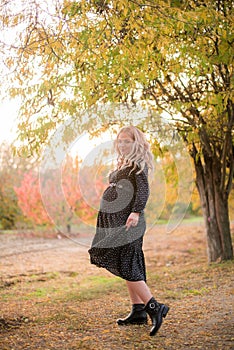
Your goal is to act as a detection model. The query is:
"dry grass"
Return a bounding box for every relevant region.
[0,223,233,349]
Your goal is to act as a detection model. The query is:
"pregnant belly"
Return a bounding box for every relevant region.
[100,185,134,214]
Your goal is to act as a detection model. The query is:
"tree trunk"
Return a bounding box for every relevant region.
[193,154,233,262]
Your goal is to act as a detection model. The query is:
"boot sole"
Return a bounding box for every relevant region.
[117,318,148,325]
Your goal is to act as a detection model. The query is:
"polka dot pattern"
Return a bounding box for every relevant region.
[88,165,149,282]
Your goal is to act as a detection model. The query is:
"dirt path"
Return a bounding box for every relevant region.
[0,223,233,349]
[0,222,206,276]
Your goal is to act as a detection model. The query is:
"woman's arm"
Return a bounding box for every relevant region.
[132,168,149,213]
[125,168,149,230]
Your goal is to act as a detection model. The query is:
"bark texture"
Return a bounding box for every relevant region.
[193,146,233,262]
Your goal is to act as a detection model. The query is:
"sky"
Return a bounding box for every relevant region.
[0,0,60,144]
[0,97,114,165]
[0,99,19,143]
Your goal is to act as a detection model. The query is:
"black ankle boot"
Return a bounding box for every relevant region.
[117,304,148,325]
[145,297,169,336]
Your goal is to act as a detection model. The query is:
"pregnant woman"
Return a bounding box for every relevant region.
[88,125,169,336]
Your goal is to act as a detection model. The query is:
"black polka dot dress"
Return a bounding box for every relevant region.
[88,165,149,282]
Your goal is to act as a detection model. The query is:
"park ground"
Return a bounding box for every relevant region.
[0,221,233,349]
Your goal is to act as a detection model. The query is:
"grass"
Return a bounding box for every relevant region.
[182,287,210,296]
[64,275,124,301]
[147,216,204,226]
[2,258,232,350]
[0,225,233,350]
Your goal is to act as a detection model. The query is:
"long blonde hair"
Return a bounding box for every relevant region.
[115,126,154,174]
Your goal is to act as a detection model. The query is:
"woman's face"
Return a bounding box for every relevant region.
[117,132,134,156]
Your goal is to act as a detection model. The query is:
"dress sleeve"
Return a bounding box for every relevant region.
[132,167,150,213]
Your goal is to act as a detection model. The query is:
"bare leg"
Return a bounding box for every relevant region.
[126,280,153,304]
[126,281,143,303]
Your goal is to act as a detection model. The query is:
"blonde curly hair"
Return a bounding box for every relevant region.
[115,126,154,174]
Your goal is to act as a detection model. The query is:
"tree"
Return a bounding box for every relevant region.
[1,0,233,261]
[15,155,86,230]
[0,170,20,229]
[0,142,26,229]
[14,170,51,226]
